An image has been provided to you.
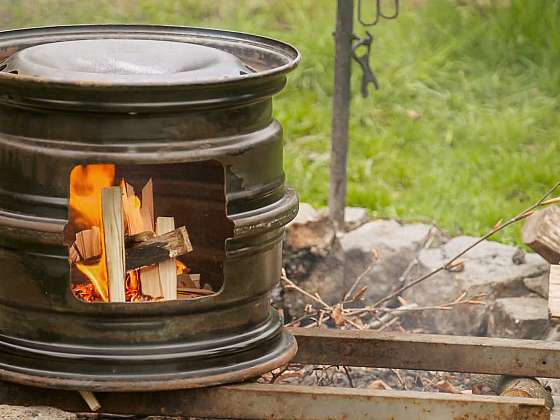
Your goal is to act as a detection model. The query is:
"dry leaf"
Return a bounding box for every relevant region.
[397,296,408,306]
[332,306,345,327]
[435,380,461,394]
[368,379,393,390]
[371,248,380,260]
[352,286,368,301]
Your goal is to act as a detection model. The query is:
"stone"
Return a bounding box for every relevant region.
[487,297,549,339]
[524,271,549,299]
[289,202,320,226]
[283,238,345,312]
[0,405,76,419]
[344,207,369,231]
[402,236,548,335]
[286,203,334,253]
[340,220,433,303]
[282,203,343,312]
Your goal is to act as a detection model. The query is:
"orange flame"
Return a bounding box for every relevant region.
[176,260,187,275]
[69,164,115,302]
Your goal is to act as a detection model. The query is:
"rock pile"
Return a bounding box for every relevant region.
[282,202,554,340]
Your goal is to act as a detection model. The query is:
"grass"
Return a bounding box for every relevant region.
[1,0,559,245]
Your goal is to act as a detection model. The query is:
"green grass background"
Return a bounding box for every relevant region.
[1,0,559,244]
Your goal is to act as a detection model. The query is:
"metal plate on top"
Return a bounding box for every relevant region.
[1,39,252,83]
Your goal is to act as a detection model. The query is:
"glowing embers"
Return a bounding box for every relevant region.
[66,164,211,303]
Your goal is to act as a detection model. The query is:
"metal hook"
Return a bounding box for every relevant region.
[357,0,400,27]
[352,31,379,97]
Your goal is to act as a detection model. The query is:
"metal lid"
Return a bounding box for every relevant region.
[1,39,253,83]
[0,25,300,111]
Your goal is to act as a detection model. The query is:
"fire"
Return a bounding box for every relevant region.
[70,164,115,302]
[68,164,192,303]
[69,165,115,229]
[176,260,187,275]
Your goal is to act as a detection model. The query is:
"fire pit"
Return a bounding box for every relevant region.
[0,25,299,391]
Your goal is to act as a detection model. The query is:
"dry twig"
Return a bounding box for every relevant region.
[372,180,560,308]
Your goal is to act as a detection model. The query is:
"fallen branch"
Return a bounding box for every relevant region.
[371,180,560,309]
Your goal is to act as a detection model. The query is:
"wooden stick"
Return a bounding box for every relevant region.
[79,390,101,412]
[126,226,192,271]
[177,287,214,296]
[102,187,126,303]
[157,217,177,300]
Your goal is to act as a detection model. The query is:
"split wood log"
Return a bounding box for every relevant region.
[157,217,177,300]
[522,206,560,264]
[69,227,102,264]
[141,179,154,232]
[121,179,162,298]
[549,265,560,319]
[78,390,101,412]
[125,231,156,247]
[101,187,126,303]
[178,273,201,289]
[140,265,162,298]
[472,374,554,409]
[125,226,192,271]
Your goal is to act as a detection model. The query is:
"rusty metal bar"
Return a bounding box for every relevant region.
[0,381,549,419]
[290,327,560,378]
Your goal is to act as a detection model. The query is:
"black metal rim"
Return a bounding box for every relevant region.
[0,24,301,87]
[0,330,297,391]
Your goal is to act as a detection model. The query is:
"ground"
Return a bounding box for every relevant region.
[1,0,558,245]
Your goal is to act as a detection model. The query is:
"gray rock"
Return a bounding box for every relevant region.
[524,271,549,299]
[283,202,343,311]
[545,323,560,341]
[402,236,548,335]
[288,202,320,226]
[0,405,76,419]
[344,207,369,231]
[286,203,335,253]
[283,238,345,311]
[487,297,549,339]
[340,220,433,302]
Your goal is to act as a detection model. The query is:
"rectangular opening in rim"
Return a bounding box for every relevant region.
[65,161,232,303]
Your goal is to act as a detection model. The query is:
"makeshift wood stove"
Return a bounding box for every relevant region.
[0,25,299,390]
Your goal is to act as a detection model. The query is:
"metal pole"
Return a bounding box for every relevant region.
[329,0,354,230]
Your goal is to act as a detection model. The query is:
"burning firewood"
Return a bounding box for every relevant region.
[70,226,193,272]
[157,217,178,300]
[121,179,162,298]
[69,227,101,264]
[101,187,126,303]
[178,273,201,289]
[68,166,198,303]
[125,226,192,271]
[141,179,154,232]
